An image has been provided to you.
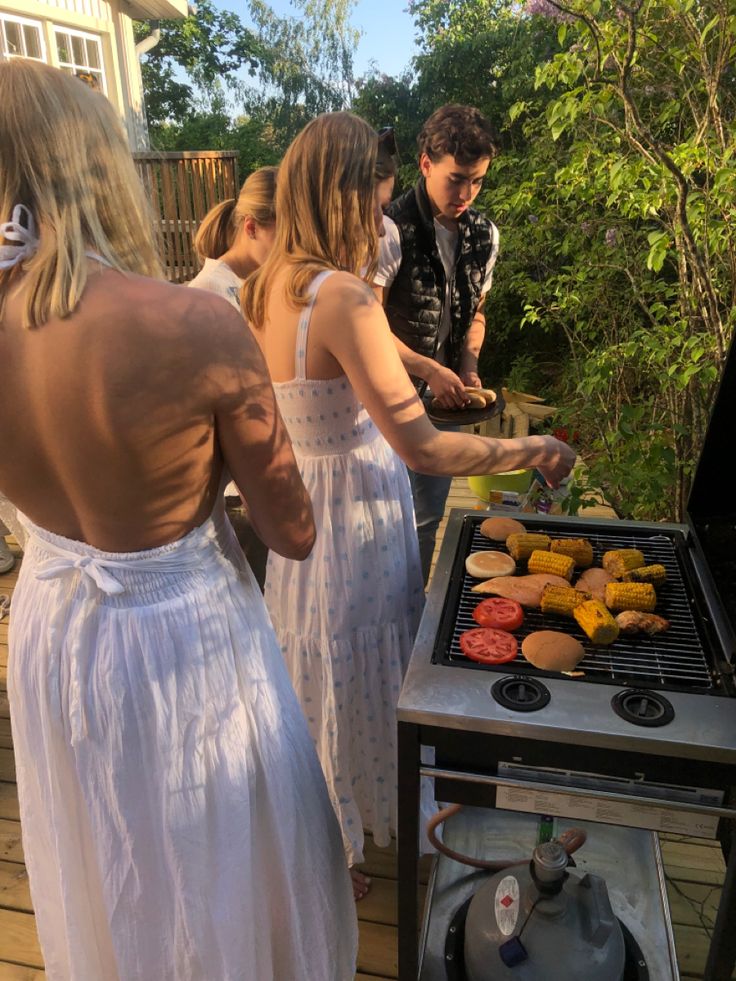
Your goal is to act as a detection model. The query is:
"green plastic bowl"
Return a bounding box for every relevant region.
[467,469,534,500]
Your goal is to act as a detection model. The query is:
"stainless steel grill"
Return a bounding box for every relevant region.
[441,520,717,692]
[398,331,736,980]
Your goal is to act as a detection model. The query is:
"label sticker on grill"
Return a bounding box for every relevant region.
[494,876,520,935]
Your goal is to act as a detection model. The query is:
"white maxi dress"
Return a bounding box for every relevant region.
[8,495,357,981]
[264,271,431,866]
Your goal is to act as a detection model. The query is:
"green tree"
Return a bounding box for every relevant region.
[136,0,360,156]
[134,0,263,128]
[404,0,735,520]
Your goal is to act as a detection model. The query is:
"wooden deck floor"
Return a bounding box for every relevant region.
[0,489,733,979]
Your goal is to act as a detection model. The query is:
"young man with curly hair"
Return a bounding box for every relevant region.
[374,104,500,583]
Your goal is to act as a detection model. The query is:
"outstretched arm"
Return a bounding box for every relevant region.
[313,275,575,487]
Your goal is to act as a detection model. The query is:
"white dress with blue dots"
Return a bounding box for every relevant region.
[264,270,428,865]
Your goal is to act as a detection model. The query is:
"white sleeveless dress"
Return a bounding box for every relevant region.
[8,495,357,980]
[264,271,428,865]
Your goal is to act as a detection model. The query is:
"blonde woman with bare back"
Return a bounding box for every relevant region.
[0,61,356,980]
[188,166,277,307]
[241,111,575,900]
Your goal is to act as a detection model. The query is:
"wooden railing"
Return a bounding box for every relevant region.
[133,151,240,284]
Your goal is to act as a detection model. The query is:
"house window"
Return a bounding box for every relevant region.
[54,27,105,92]
[0,14,45,61]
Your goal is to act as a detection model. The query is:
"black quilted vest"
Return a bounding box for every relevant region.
[384,177,495,392]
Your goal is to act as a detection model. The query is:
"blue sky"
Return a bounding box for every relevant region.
[216,0,419,80]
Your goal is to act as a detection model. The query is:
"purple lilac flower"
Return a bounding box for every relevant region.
[528,214,539,224]
[605,227,618,247]
[525,0,575,22]
[580,220,593,237]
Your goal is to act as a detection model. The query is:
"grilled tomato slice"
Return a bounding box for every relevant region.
[459,627,519,664]
[472,597,524,632]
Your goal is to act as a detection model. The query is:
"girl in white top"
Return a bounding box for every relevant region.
[188,166,277,308]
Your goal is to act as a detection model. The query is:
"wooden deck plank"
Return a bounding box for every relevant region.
[0,964,44,981]
[0,749,16,784]
[667,878,720,929]
[0,820,23,865]
[0,909,43,970]
[356,921,398,979]
[0,861,32,913]
[0,785,19,822]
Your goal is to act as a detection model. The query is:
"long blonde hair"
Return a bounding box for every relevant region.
[242,112,379,330]
[0,59,162,329]
[194,165,277,262]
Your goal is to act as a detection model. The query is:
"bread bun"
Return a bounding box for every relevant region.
[522,630,585,672]
[430,390,486,412]
[465,551,516,579]
[464,386,497,403]
[479,516,526,541]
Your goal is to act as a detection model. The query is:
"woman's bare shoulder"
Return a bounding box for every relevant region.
[317,270,381,316]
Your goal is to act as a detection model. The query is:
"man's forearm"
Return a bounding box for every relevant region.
[459,312,486,377]
[392,335,439,382]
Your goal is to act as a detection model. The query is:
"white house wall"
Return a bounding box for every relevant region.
[1,0,150,149]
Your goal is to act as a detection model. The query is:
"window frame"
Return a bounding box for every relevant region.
[53,24,106,94]
[0,13,46,62]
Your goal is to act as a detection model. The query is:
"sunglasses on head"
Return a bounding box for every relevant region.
[378,126,398,157]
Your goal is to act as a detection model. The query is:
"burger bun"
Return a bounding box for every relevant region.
[465,551,517,579]
[479,516,526,541]
[522,630,585,672]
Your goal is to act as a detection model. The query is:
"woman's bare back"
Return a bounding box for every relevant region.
[0,263,314,556]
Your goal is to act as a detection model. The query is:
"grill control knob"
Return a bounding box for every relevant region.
[492,676,551,712]
[611,689,675,727]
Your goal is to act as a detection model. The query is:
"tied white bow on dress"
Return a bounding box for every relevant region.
[0,204,39,269]
[32,533,214,745]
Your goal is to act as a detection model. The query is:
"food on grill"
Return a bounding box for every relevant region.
[550,538,594,569]
[472,597,524,631]
[479,516,526,541]
[540,584,590,616]
[506,533,552,561]
[528,549,575,581]
[575,567,614,602]
[459,627,519,664]
[471,573,570,607]
[521,630,585,672]
[465,551,517,579]
[622,563,667,587]
[602,549,646,578]
[604,581,657,612]
[615,611,670,635]
[573,599,620,645]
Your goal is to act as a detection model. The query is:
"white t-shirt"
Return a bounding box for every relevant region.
[375,214,499,367]
[188,258,243,310]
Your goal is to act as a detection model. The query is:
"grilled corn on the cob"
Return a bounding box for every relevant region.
[622,564,667,587]
[550,538,594,568]
[604,581,657,612]
[540,584,590,616]
[602,549,646,578]
[506,533,551,561]
[574,599,620,645]
[528,549,575,581]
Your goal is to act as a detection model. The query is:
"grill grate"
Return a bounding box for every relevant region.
[439,518,718,692]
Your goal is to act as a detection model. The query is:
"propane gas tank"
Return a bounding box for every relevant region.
[463,841,626,981]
